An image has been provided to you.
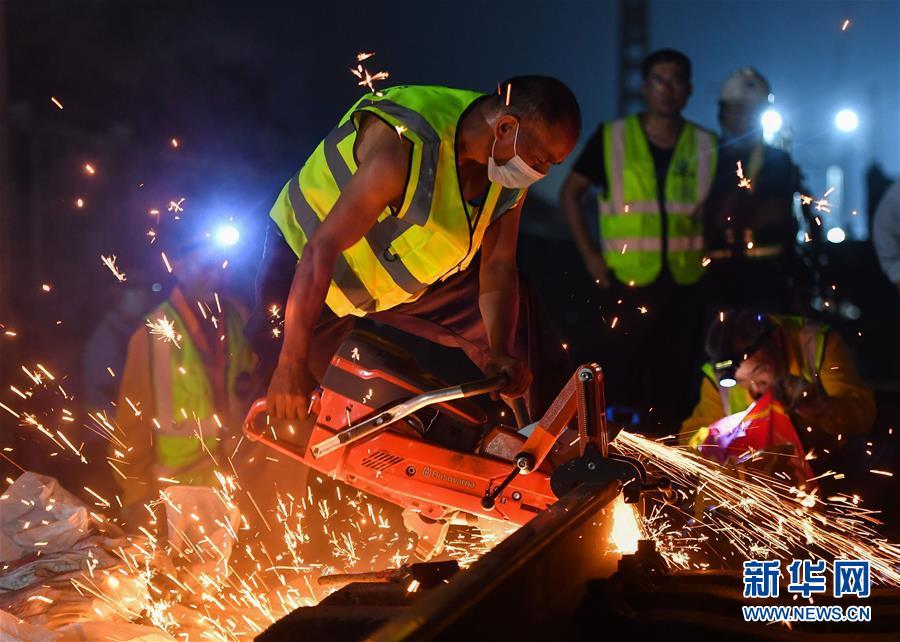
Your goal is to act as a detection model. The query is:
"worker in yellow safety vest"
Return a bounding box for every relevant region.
[680,310,875,475]
[245,77,582,422]
[113,226,255,518]
[558,49,717,429]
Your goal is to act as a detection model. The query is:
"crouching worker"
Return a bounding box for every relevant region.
[113,225,255,524]
[680,311,875,485]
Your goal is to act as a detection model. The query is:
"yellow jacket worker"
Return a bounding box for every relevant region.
[113,225,254,515]
[681,311,875,460]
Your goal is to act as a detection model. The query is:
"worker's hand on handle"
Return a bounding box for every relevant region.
[266,359,318,420]
[583,250,611,289]
[484,353,532,399]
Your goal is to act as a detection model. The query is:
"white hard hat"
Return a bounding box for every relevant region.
[719,67,771,104]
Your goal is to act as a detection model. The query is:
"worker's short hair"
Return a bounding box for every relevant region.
[494,75,581,140]
[705,310,775,363]
[641,49,692,81]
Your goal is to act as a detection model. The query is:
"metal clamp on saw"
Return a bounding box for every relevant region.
[485,364,671,507]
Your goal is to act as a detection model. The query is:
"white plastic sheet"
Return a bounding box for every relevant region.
[0,473,90,562]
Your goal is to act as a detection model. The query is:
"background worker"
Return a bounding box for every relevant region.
[873,179,900,294]
[247,77,581,422]
[703,68,806,313]
[558,49,717,430]
[680,310,875,476]
[113,225,255,523]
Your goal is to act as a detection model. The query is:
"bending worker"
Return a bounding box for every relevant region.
[246,77,581,420]
[114,227,255,520]
[558,49,717,429]
[680,311,875,473]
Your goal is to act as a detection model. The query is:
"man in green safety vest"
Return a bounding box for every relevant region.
[681,310,875,475]
[558,49,717,429]
[246,77,581,421]
[113,227,255,518]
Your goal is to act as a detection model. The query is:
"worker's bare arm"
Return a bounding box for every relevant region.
[268,118,411,419]
[559,171,609,287]
[479,196,531,397]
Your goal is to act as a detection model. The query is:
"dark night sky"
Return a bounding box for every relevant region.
[9,1,898,221]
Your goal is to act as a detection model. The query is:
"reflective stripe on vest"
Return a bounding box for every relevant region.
[598,114,716,286]
[270,85,524,317]
[149,298,251,478]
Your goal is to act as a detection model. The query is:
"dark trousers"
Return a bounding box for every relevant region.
[704,258,794,315]
[245,223,571,418]
[594,272,707,433]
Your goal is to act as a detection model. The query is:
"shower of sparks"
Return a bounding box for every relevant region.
[814,187,834,213]
[350,53,390,94]
[161,251,173,273]
[394,124,407,138]
[736,160,752,190]
[84,163,96,175]
[146,315,181,348]
[50,96,64,109]
[841,19,851,31]
[101,255,127,282]
[615,430,900,584]
[505,82,512,107]
[167,198,185,213]
[0,379,523,640]
[75,197,85,208]
[170,138,179,148]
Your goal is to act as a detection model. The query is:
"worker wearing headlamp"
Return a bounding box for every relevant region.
[680,310,874,462]
[113,222,255,521]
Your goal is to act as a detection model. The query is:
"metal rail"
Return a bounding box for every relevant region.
[366,480,623,641]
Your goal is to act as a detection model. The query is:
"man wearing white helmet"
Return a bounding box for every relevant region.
[704,67,808,313]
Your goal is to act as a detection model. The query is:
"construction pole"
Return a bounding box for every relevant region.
[0,0,10,326]
[617,0,649,118]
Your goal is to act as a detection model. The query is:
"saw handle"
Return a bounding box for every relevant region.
[242,375,512,443]
[461,374,510,396]
[242,398,269,440]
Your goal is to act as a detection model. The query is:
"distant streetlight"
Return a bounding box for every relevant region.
[760,109,783,143]
[834,109,859,132]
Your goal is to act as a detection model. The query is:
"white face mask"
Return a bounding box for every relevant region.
[487,122,546,188]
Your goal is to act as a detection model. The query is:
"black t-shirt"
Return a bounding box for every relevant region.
[573,123,675,196]
[704,144,799,253]
[572,122,677,266]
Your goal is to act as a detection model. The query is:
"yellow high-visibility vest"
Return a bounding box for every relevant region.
[150,295,254,484]
[599,114,717,286]
[270,85,525,317]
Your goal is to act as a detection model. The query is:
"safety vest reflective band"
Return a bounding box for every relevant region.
[701,315,829,416]
[599,114,717,286]
[149,297,253,484]
[270,85,524,317]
